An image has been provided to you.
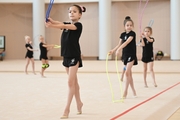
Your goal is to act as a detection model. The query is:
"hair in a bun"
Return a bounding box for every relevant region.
[124,16,134,26]
[71,4,86,14]
[125,16,131,20]
[81,6,86,12]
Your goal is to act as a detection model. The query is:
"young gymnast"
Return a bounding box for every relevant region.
[39,35,54,78]
[140,26,157,87]
[25,35,38,74]
[109,16,138,99]
[45,4,86,119]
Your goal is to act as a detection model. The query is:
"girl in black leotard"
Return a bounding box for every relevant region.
[25,35,38,74]
[45,4,86,119]
[109,16,137,99]
[140,26,157,88]
[39,35,55,77]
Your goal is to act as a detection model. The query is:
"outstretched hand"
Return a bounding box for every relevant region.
[45,17,54,27]
[140,33,144,39]
[108,50,114,56]
[45,21,51,27]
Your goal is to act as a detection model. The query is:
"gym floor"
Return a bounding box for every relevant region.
[0,60,179,120]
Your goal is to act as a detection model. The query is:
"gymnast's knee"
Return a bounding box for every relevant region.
[45,64,49,68]
[42,64,46,69]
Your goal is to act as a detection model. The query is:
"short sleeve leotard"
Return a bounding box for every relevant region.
[60,22,83,67]
[39,42,48,60]
[25,43,33,58]
[61,22,82,57]
[141,37,154,63]
[120,30,138,65]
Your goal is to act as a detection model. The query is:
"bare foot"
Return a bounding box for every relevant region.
[61,109,70,119]
[77,102,83,114]
[40,72,46,78]
[60,116,68,119]
[123,91,127,99]
[41,75,46,78]
[33,72,36,75]
[25,71,28,75]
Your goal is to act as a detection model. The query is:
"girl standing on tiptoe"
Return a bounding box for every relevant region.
[45,4,86,119]
[109,16,138,99]
[39,35,54,78]
[140,26,157,88]
[25,35,38,75]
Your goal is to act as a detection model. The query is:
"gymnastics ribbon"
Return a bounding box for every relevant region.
[46,0,54,22]
[106,54,124,103]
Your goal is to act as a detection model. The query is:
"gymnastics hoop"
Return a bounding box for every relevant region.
[46,0,54,22]
[106,54,124,103]
[138,0,149,34]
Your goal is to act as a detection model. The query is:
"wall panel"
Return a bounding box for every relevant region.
[0,1,170,59]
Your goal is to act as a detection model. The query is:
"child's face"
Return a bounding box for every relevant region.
[26,37,31,44]
[39,36,44,42]
[144,28,151,36]
[68,6,82,21]
[29,40,32,44]
[125,21,133,32]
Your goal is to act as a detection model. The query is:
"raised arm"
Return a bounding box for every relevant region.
[45,18,77,30]
[140,34,145,47]
[145,36,154,42]
[42,44,55,48]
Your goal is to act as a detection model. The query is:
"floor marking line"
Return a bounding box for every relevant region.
[110,82,180,120]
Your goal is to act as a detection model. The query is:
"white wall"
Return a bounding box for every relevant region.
[0,0,167,3]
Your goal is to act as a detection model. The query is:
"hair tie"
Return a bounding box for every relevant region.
[80,6,84,12]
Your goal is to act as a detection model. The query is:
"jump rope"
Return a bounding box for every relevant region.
[137,0,152,46]
[106,0,150,103]
[45,0,152,103]
[106,54,124,103]
[43,0,60,49]
[46,0,54,22]
[138,0,150,34]
[31,0,60,50]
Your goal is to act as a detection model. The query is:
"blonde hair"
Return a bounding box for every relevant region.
[25,36,30,43]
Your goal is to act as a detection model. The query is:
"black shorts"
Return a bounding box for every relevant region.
[142,57,154,63]
[25,54,33,59]
[63,57,83,68]
[40,55,48,60]
[123,55,138,65]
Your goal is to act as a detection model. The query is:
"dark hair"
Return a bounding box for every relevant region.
[71,4,86,14]
[123,16,134,26]
[144,26,153,35]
